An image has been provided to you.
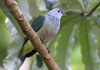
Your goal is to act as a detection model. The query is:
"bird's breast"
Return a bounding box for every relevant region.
[37,15,60,46]
[42,29,55,42]
[37,28,56,46]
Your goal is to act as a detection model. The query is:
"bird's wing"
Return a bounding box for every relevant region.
[23,16,45,46]
[22,16,45,55]
[31,16,45,32]
[17,16,45,59]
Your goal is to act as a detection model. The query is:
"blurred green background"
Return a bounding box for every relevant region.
[0,9,8,64]
[0,9,10,69]
[0,0,100,70]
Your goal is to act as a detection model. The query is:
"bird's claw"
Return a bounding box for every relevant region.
[46,48,50,53]
[40,38,50,53]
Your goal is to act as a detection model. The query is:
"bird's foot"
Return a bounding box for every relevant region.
[46,48,50,53]
[40,38,50,53]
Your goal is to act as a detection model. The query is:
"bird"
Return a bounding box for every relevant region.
[15,8,66,67]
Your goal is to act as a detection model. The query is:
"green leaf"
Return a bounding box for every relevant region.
[79,17,100,70]
[83,0,92,7]
[87,0,100,11]
[0,0,32,38]
[28,0,46,16]
[32,54,48,70]
[60,10,80,28]
[58,0,82,10]
[44,0,58,10]
[0,0,24,38]
[36,54,43,68]
[89,0,98,6]
[18,0,32,21]
[3,34,23,70]
[78,0,85,11]
[5,18,18,36]
[90,16,100,28]
[0,9,9,66]
[54,20,77,70]
[36,0,47,11]
[83,0,99,11]
[92,27,100,59]
[97,38,100,59]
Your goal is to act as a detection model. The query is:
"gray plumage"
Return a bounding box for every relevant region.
[15,8,65,67]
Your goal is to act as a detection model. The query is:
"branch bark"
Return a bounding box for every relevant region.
[2,0,60,70]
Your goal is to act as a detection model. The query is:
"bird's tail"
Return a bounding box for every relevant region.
[15,47,37,68]
[15,47,26,67]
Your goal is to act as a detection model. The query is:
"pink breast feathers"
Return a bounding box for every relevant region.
[43,30,55,42]
[46,30,55,37]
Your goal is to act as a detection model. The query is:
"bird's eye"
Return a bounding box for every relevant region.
[58,10,60,12]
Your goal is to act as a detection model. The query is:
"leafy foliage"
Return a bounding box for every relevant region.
[0,9,9,66]
[79,17,99,70]
[0,0,100,70]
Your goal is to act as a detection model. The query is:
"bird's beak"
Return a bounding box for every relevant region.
[63,13,66,16]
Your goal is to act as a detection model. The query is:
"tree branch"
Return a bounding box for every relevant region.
[2,0,60,70]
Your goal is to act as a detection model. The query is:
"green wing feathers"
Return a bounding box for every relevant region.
[31,16,45,32]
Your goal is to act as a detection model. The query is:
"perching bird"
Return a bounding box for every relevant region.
[15,8,66,67]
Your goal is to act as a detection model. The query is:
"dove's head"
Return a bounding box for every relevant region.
[47,8,66,19]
